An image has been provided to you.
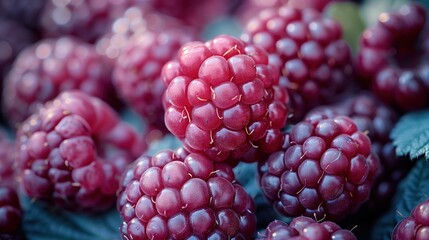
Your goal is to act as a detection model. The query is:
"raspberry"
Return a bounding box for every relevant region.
[39,0,143,43]
[356,3,429,111]
[16,90,145,212]
[112,28,195,133]
[162,34,289,162]
[0,17,36,79]
[0,187,22,235]
[2,36,114,127]
[0,0,47,30]
[306,93,412,212]
[258,216,357,240]
[242,5,353,122]
[258,114,380,220]
[392,198,429,240]
[117,147,257,239]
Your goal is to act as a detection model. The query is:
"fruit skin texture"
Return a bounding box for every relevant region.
[117,147,257,239]
[162,34,288,162]
[16,90,145,212]
[392,198,429,240]
[0,187,22,234]
[257,216,357,240]
[356,3,429,111]
[242,5,353,122]
[113,29,195,133]
[2,36,113,127]
[258,114,380,220]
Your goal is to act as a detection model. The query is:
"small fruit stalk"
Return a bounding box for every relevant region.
[162,34,289,163]
[356,3,429,112]
[258,114,380,220]
[392,198,429,240]
[241,5,354,122]
[15,90,145,212]
[117,147,257,239]
[258,216,357,239]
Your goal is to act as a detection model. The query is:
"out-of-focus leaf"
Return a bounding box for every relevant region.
[360,0,410,26]
[21,195,121,240]
[372,158,429,239]
[390,110,429,160]
[325,2,366,54]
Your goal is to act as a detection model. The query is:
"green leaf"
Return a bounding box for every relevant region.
[361,0,410,26]
[390,110,429,159]
[372,158,429,239]
[324,2,366,54]
[21,195,121,240]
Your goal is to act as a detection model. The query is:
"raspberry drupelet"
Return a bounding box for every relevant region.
[258,114,380,220]
[258,216,357,240]
[392,198,429,240]
[241,5,354,122]
[162,34,289,163]
[2,36,113,127]
[117,147,257,239]
[15,90,145,212]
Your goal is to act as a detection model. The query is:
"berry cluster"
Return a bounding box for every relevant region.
[118,147,256,239]
[242,5,353,121]
[163,34,289,162]
[0,187,22,235]
[258,216,357,240]
[392,198,429,240]
[16,91,145,211]
[356,3,429,111]
[259,114,379,220]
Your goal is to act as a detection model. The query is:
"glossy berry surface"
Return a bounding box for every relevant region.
[392,198,429,240]
[162,34,288,162]
[259,114,379,220]
[0,187,22,234]
[2,36,113,126]
[113,29,195,132]
[242,5,353,121]
[356,3,429,111]
[258,216,357,240]
[16,90,145,212]
[117,147,257,239]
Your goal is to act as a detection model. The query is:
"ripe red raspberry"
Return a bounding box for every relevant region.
[112,29,195,133]
[242,5,353,122]
[258,216,357,240]
[2,36,113,127]
[162,34,289,162]
[16,90,145,212]
[259,114,380,220]
[117,147,257,239]
[392,198,429,240]
[306,93,412,212]
[356,3,429,111]
[0,187,22,235]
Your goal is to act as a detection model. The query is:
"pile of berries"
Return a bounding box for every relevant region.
[0,0,428,239]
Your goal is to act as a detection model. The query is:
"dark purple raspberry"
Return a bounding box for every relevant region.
[306,93,412,212]
[112,28,195,134]
[356,3,429,112]
[392,198,429,240]
[162,34,289,162]
[2,36,114,127]
[0,187,22,235]
[258,216,357,240]
[39,0,144,43]
[0,0,47,30]
[117,147,257,239]
[16,90,145,212]
[242,5,353,122]
[0,17,36,79]
[259,114,380,220]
